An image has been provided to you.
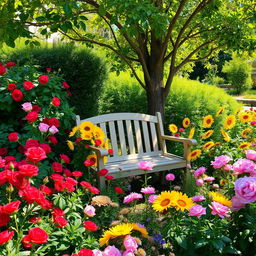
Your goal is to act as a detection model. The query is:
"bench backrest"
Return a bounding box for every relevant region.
[76,112,166,162]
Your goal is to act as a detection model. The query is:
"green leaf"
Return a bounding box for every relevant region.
[98,5,106,16]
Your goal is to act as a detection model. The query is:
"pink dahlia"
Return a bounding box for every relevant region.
[137,161,153,171]
[165,173,175,181]
[123,193,143,204]
[211,155,232,169]
[209,201,230,218]
[141,186,155,194]
[192,195,206,202]
[245,150,256,161]
[188,204,206,218]
[194,167,206,178]
[233,159,256,175]
[231,196,246,211]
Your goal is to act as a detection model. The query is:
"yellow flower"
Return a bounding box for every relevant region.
[92,126,105,140]
[152,191,178,212]
[131,223,148,238]
[172,191,195,211]
[239,112,252,123]
[239,142,251,150]
[67,140,74,151]
[202,130,214,140]
[81,130,93,140]
[221,129,231,142]
[86,154,97,166]
[209,192,232,207]
[188,149,201,161]
[203,115,214,128]
[182,118,191,128]
[215,142,221,147]
[169,124,178,134]
[202,141,215,150]
[216,106,225,116]
[224,115,236,130]
[69,126,79,137]
[79,121,95,133]
[188,127,195,139]
[241,128,252,138]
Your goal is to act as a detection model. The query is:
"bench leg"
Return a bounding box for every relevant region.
[97,176,106,191]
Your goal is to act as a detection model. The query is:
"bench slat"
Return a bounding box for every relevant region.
[108,121,119,157]
[134,120,143,154]
[150,122,159,151]
[125,120,136,155]
[99,123,107,137]
[142,121,151,152]
[117,120,127,156]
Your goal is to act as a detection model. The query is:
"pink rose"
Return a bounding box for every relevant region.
[103,246,121,256]
[137,161,153,171]
[22,102,33,112]
[211,155,232,169]
[245,150,256,161]
[209,201,230,218]
[233,159,256,176]
[188,204,206,218]
[84,205,96,217]
[166,173,175,181]
[123,235,138,252]
[234,176,256,204]
[49,125,59,135]
[231,196,246,211]
[192,195,205,202]
[194,167,206,178]
[196,179,204,186]
[39,123,49,133]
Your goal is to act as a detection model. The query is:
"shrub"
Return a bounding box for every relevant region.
[223,55,252,94]
[1,44,107,119]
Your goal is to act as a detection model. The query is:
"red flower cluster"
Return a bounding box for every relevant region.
[52,208,68,228]
[80,181,100,194]
[50,174,78,193]
[22,227,48,248]
[0,230,14,245]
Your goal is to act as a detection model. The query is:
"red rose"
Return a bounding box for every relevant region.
[105,175,114,180]
[39,143,52,154]
[83,220,98,231]
[46,67,52,72]
[52,162,63,173]
[0,65,6,75]
[67,89,72,97]
[78,249,94,256]
[5,62,16,67]
[88,186,100,194]
[22,235,33,248]
[53,215,68,228]
[51,97,61,106]
[48,135,58,145]
[19,164,39,177]
[8,132,19,142]
[76,138,82,145]
[25,147,47,162]
[98,168,108,176]
[7,83,16,91]
[52,208,65,217]
[25,111,38,123]
[0,157,5,168]
[108,149,114,155]
[62,81,70,89]
[0,213,10,227]
[83,160,94,167]
[72,171,83,177]
[64,168,72,177]
[4,156,16,163]
[0,148,8,156]
[114,187,124,194]
[40,185,54,195]
[12,89,23,101]
[0,230,14,245]
[27,227,48,244]
[19,186,44,204]
[1,200,21,214]
[80,181,92,188]
[42,117,50,124]
[32,104,41,112]
[39,198,53,209]
[25,139,39,148]
[60,154,70,164]
[28,217,42,223]
[23,81,34,90]
[48,118,60,128]
[9,172,30,190]
[38,75,49,84]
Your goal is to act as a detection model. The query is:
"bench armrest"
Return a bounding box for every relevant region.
[161,135,197,146]
[89,146,109,157]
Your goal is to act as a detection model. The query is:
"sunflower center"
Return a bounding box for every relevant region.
[243,115,249,119]
[227,119,232,125]
[160,199,171,207]
[177,200,186,207]
[206,119,211,124]
[84,126,91,131]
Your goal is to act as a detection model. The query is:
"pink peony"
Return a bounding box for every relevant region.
[209,201,230,218]
[39,123,49,133]
[234,176,256,204]
[49,125,59,135]
[231,196,246,211]
[196,179,204,186]
[245,150,256,161]
[122,251,135,256]
[123,235,138,252]
[223,164,233,171]
[84,205,96,217]
[22,102,33,112]
[148,194,158,203]
[204,176,215,182]
[194,167,206,178]
[137,161,153,171]
[233,159,256,176]
[165,173,175,181]
[123,193,143,204]
[211,155,232,169]
[141,186,155,194]
[103,246,121,256]
[188,204,206,218]
[192,195,205,202]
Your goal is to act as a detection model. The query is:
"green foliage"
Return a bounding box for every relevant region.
[223,55,252,94]
[1,44,107,119]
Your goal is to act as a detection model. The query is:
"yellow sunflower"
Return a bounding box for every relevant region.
[241,128,252,138]
[171,191,195,211]
[203,115,214,128]
[209,192,232,207]
[224,115,236,130]
[81,130,93,140]
[202,129,214,140]
[69,126,79,137]
[202,141,215,151]
[216,106,225,116]
[182,118,191,128]
[215,142,221,147]
[67,140,74,151]
[92,126,105,140]
[188,127,195,139]
[239,112,252,123]
[239,142,251,150]
[79,121,95,133]
[188,149,201,161]
[131,223,148,238]
[152,191,178,212]
[99,223,133,246]
[252,112,256,121]
[221,129,231,142]
[169,124,178,134]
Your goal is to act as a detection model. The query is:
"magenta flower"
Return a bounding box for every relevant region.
[211,155,232,169]
[231,196,246,211]
[123,235,138,252]
[103,246,121,256]
[38,123,49,133]
[223,164,233,171]
[204,176,215,182]
[209,201,230,218]
[192,195,206,202]
[234,176,256,204]
[194,167,206,178]
[122,250,135,256]
[196,179,204,186]
[189,204,206,218]
[141,186,155,194]
[22,102,33,112]
[49,125,59,135]
[137,161,153,171]
[123,193,143,204]
[245,150,256,161]
[233,159,256,175]
[165,173,175,181]
[148,194,158,203]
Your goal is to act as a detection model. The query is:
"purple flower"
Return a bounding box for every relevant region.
[211,155,232,169]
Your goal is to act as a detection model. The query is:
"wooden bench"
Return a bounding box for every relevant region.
[76,112,197,189]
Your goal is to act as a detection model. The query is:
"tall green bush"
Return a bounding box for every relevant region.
[1,44,107,119]
[223,55,252,94]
